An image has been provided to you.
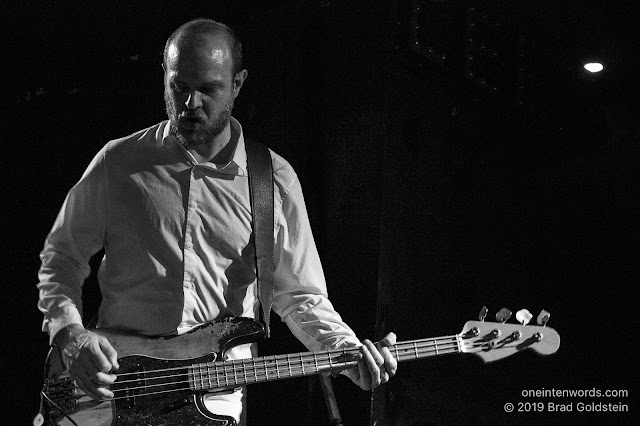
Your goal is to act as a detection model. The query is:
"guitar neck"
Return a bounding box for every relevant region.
[190,334,460,391]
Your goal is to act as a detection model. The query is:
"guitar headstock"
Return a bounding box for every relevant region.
[458,308,560,363]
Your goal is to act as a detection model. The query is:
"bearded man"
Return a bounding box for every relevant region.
[37,18,396,425]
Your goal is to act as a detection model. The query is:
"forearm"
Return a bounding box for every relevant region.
[276,293,361,351]
[38,247,91,342]
[38,152,107,342]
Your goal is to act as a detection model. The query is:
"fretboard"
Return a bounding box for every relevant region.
[189,334,460,391]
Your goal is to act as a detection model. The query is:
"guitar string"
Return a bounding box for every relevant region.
[108,344,462,401]
[51,340,461,402]
[102,338,462,400]
[111,335,460,381]
[49,336,462,402]
[110,337,459,383]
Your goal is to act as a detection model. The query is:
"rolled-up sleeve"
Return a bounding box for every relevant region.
[271,165,360,351]
[37,147,108,343]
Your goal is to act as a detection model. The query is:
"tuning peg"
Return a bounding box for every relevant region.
[516,309,533,325]
[478,306,488,322]
[537,309,550,326]
[496,308,512,323]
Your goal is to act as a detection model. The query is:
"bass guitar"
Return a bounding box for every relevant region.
[37,312,560,425]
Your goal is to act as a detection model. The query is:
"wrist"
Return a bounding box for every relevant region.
[53,323,86,348]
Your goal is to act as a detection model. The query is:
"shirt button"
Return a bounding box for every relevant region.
[190,201,198,209]
[185,242,193,250]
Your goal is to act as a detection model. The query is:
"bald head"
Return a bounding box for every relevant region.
[163,19,243,76]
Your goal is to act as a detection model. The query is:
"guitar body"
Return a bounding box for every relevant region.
[41,317,265,426]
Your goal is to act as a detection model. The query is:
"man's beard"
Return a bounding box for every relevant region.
[164,89,234,148]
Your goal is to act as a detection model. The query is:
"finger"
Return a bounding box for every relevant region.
[99,338,120,371]
[364,340,385,368]
[361,341,383,388]
[377,332,397,347]
[356,355,370,390]
[368,341,393,385]
[91,342,115,374]
[73,372,100,400]
[94,371,118,386]
[374,333,398,381]
[70,351,115,398]
[72,366,114,400]
[95,387,114,400]
[86,384,114,400]
[85,368,115,399]
[379,346,398,377]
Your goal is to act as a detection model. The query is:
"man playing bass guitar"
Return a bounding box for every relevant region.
[37,18,396,425]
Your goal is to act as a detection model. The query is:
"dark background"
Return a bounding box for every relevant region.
[3,1,637,425]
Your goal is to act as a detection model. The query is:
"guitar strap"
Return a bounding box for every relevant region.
[245,138,275,338]
[246,139,343,420]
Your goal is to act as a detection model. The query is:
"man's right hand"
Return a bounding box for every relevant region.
[54,324,119,401]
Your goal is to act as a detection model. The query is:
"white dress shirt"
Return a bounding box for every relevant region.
[37,117,359,359]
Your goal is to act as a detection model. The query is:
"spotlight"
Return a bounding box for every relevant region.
[584,62,604,73]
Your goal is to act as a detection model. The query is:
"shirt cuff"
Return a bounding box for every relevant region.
[43,305,84,346]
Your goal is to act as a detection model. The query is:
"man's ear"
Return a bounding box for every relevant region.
[233,69,248,97]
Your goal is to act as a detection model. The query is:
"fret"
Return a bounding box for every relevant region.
[287,354,292,377]
[198,363,204,390]
[395,346,400,362]
[300,353,305,376]
[276,355,281,379]
[188,366,195,390]
[192,364,198,390]
[232,360,238,385]
[253,359,258,383]
[191,365,196,390]
[313,352,319,373]
[242,359,248,385]
[413,341,419,359]
[203,363,208,389]
[207,363,213,390]
[264,357,269,381]
[435,340,439,356]
[196,363,202,390]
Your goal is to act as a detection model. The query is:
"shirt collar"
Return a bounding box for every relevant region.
[230,117,248,175]
[161,117,248,176]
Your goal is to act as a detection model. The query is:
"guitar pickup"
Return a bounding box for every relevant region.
[44,377,80,414]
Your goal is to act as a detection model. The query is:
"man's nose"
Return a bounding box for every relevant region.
[185,91,202,109]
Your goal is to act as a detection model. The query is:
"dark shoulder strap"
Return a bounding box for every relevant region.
[245,138,275,338]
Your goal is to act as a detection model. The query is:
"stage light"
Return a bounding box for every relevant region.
[584,62,604,73]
